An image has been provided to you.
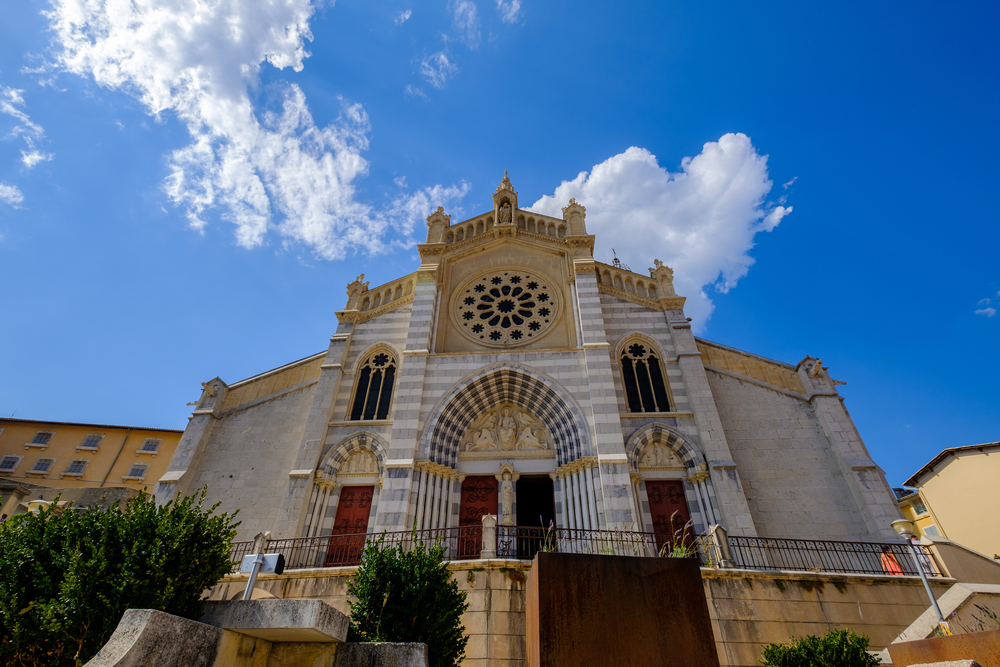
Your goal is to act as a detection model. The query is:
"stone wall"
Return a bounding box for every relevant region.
[194,387,315,541]
[207,559,530,667]
[705,371,871,540]
[208,562,948,667]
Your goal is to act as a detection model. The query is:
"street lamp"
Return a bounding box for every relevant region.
[891,519,951,636]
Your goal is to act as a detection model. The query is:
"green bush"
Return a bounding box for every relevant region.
[0,489,239,667]
[760,629,880,666]
[347,535,469,667]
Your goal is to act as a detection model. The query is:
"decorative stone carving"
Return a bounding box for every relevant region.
[460,403,554,459]
[638,443,682,469]
[452,269,560,348]
[339,450,379,475]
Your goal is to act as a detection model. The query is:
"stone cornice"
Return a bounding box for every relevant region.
[554,455,599,478]
[597,283,661,310]
[355,293,415,324]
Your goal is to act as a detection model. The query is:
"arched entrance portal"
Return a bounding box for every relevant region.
[417,364,595,538]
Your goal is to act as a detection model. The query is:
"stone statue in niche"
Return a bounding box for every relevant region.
[500,470,514,526]
[342,450,378,474]
[498,201,512,225]
[639,443,676,467]
[462,404,550,453]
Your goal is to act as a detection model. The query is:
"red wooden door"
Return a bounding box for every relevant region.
[326,485,374,566]
[645,480,692,555]
[458,476,498,558]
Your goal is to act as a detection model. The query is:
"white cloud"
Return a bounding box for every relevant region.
[529,134,792,329]
[975,307,997,318]
[496,0,521,24]
[44,0,465,259]
[21,150,53,169]
[1,86,52,172]
[451,1,481,47]
[405,84,428,100]
[0,183,24,207]
[420,52,458,89]
[782,176,797,189]
[396,9,412,24]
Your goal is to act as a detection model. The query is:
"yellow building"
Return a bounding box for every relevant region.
[898,441,1000,559]
[0,418,182,493]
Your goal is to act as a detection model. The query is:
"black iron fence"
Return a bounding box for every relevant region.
[227,527,940,578]
[229,540,254,572]
[251,526,484,570]
[726,536,943,577]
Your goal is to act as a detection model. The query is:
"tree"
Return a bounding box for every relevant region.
[347,535,469,667]
[760,628,881,667]
[0,489,239,667]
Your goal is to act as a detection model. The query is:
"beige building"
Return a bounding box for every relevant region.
[157,172,903,546]
[900,441,1000,559]
[0,418,182,497]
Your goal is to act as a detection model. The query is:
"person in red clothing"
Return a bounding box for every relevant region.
[881,546,905,576]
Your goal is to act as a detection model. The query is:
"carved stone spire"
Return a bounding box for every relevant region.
[496,169,514,194]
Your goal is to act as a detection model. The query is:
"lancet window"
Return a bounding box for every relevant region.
[620,342,671,413]
[349,351,397,420]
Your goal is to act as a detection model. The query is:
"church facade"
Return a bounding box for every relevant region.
[157,173,901,548]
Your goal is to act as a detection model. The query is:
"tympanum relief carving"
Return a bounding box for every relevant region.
[338,450,379,476]
[637,443,684,470]
[460,403,554,459]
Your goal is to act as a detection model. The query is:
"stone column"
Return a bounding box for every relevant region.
[797,358,902,540]
[271,330,352,538]
[574,261,636,528]
[373,267,438,533]
[666,314,757,537]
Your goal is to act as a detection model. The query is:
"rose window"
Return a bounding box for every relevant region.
[454,271,558,347]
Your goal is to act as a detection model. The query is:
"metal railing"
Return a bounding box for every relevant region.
[256,526,485,570]
[726,536,943,577]
[227,527,940,578]
[229,541,254,572]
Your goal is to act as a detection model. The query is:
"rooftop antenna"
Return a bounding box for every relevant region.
[611,249,630,272]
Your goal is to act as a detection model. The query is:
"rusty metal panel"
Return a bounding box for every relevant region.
[888,629,1000,667]
[525,553,719,667]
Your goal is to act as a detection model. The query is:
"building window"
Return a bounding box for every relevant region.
[0,455,23,474]
[27,431,55,448]
[123,463,148,480]
[924,525,940,536]
[63,459,89,476]
[349,351,397,421]
[912,498,928,516]
[138,438,162,454]
[79,434,104,450]
[620,343,671,413]
[27,457,55,475]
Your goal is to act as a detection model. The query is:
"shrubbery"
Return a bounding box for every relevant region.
[0,489,239,667]
[760,628,880,667]
[347,535,469,667]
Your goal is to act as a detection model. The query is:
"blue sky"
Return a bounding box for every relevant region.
[0,0,997,487]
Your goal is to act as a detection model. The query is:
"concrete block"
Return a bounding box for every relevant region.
[84,609,223,667]
[332,643,428,667]
[200,599,348,643]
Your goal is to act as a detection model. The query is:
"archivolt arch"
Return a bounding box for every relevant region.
[625,423,705,473]
[611,331,667,360]
[421,363,592,467]
[347,342,402,374]
[316,431,388,481]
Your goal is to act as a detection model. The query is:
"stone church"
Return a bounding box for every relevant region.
[157,172,901,550]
